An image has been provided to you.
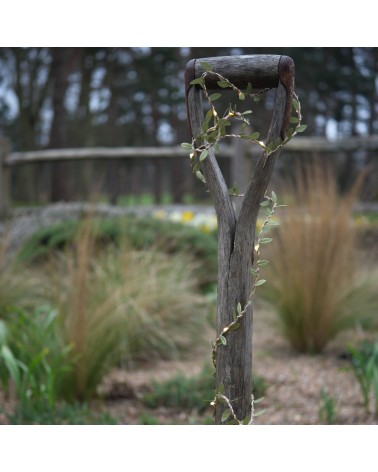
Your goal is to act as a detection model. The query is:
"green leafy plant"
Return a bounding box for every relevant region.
[348,339,378,416]
[17,215,218,289]
[143,363,266,415]
[261,164,378,353]
[318,389,337,424]
[0,240,43,318]
[0,305,78,423]
[5,400,117,425]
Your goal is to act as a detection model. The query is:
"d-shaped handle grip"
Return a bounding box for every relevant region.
[185,54,295,140]
[185,55,285,90]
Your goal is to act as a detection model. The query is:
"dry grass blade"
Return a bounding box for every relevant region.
[0,234,44,316]
[44,217,209,400]
[262,163,378,353]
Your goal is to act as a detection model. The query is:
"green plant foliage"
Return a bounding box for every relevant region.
[0,306,73,404]
[348,339,378,416]
[0,306,103,423]
[318,389,337,424]
[0,243,44,318]
[17,215,218,289]
[142,364,266,414]
[4,401,117,425]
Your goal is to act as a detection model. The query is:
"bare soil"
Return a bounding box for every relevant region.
[101,303,378,425]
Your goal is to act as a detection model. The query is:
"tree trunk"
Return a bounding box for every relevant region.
[50,48,69,202]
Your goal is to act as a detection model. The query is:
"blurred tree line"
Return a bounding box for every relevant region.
[0,47,377,203]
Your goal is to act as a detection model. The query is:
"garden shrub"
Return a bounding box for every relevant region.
[17,215,218,288]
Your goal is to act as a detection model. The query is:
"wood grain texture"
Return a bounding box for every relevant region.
[194,55,281,90]
[187,55,294,424]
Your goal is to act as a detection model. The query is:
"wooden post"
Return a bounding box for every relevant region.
[185,55,295,424]
[0,138,11,217]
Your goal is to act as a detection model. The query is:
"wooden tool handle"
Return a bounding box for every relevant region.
[185,55,292,91]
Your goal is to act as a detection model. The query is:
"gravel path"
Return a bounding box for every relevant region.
[101,304,378,425]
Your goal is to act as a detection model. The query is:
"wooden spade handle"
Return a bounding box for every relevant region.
[185,55,295,140]
[185,55,294,91]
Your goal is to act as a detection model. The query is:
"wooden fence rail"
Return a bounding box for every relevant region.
[1,136,378,215]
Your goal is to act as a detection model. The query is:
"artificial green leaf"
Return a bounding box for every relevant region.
[287,128,294,139]
[195,171,206,183]
[217,80,230,88]
[181,142,192,150]
[243,415,251,425]
[229,322,240,331]
[208,130,219,142]
[292,98,299,110]
[238,92,245,100]
[260,200,270,207]
[296,124,308,133]
[218,383,225,394]
[265,142,274,153]
[246,82,253,95]
[257,260,269,267]
[253,409,266,417]
[260,238,273,244]
[221,408,232,422]
[209,93,221,102]
[267,221,280,226]
[290,116,299,123]
[237,302,242,314]
[200,149,209,161]
[255,279,267,286]
[220,335,227,346]
[241,110,253,115]
[251,132,260,140]
[253,95,261,103]
[193,162,200,173]
[227,419,239,425]
[190,77,205,87]
[254,397,265,404]
[271,190,277,203]
[201,62,212,72]
[205,109,213,123]
[219,118,231,127]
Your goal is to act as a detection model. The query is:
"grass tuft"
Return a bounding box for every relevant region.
[261,164,378,353]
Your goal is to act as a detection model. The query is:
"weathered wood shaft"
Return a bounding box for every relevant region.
[186,55,294,424]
